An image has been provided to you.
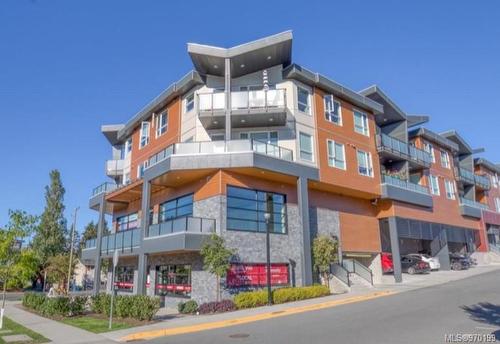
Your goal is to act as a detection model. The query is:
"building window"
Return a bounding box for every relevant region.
[492,174,499,188]
[297,86,310,114]
[299,132,313,162]
[356,150,373,177]
[441,150,450,169]
[155,264,192,298]
[185,94,195,113]
[227,185,287,234]
[116,213,138,232]
[115,266,134,292]
[240,131,278,145]
[423,141,435,163]
[227,263,289,288]
[123,172,131,185]
[155,111,168,137]
[327,139,346,169]
[495,198,500,212]
[429,175,440,195]
[353,110,369,136]
[324,95,342,125]
[159,194,193,223]
[139,121,150,148]
[137,160,149,179]
[211,134,225,141]
[444,179,456,199]
[125,138,132,156]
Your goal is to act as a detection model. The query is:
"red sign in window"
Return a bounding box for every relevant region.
[227,263,289,288]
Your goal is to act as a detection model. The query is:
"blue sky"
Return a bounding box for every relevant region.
[1,0,499,232]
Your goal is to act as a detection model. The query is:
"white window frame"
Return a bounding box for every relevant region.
[495,197,500,212]
[423,141,435,163]
[324,95,342,125]
[125,138,132,157]
[429,175,440,196]
[185,93,195,113]
[492,173,499,188]
[210,133,225,141]
[440,150,450,169]
[356,149,373,177]
[155,111,168,138]
[240,131,278,144]
[353,110,369,136]
[297,86,310,115]
[139,121,150,149]
[299,132,314,162]
[327,139,346,170]
[444,179,456,199]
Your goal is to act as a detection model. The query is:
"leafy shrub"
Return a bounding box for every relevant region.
[127,295,160,321]
[198,300,235,314]
[234,290,268,309]
[178,300,198,314]
[90,294,160,321]
[234,285,330,309]
[22,293,87,317]
[90,293,111,315]
[69,296,88,316]
[22,293,46,311]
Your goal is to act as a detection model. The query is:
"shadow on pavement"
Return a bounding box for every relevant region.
[461,302,500,340]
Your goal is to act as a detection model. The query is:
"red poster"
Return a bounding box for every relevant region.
[227,263,289,288]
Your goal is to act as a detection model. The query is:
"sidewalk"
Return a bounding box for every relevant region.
[4,302,117,344]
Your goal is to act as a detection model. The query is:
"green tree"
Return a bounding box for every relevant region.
[78,220,109,253]
[45,254,76,294]
[200,234,235,301]
[31,170,68,290]
[312,235,338,289]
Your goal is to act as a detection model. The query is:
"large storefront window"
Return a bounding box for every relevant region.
[159,194,193,223]
[227,263,289,288]
[155,265,192,298]
[227,186,287,234]
[116,213,138,231]
[115,266,134,292]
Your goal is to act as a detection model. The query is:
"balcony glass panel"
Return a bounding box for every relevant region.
[382,174,429,194]
[146,216,216,238]
[459,197,489,210]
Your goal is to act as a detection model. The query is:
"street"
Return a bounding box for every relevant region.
[145,270,500,344]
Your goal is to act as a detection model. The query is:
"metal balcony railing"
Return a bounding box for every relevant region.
[147,216,216,238]
[147,139,294,168]
[106,159,125,176]
[377,133,432,166]
[100,228,141,255]
[457,168,476,185]
[91,182,117,197]
[84,238,97,249]
[198,89,286,112]
[382,174,430,194]
[474,174,491,189]
[459,197,489,210]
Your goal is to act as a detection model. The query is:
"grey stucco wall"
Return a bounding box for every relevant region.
[309,206,340,238]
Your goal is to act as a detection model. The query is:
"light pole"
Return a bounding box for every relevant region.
[67,207,79,294]
[109,250,119,330]
[264,212,272,306]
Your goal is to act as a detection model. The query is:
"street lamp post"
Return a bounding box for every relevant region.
[264,212,272,306]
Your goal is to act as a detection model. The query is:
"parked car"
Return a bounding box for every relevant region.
[401,255,431,274]
[449,253,471,270]
[407,253,441,271]
[464,253,478,266]
[381,252,394,273]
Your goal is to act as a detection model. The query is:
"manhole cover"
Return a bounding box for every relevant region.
[229,333,250,339]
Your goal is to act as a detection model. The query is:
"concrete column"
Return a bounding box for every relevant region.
[136,180,151,295]
[297,177,313,285]
[433,229,451,270]
[147,265,156,296]
[224,57,231,140]
[388,217,402,283]
[93,194,106,295]
[136,253,148,295]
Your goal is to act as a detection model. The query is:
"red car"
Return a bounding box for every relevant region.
[381,252,394,273]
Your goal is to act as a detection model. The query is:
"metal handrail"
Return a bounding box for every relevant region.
[377,133,432,166]
[330,263,350,286]
[382,174,430,195]
[353,260,373,285]
[457,168,476,184]
[91,182,117,197]
[147,216,216,238]
[474,174,491,189]
[459,197,489,210]
[99,228,141,255]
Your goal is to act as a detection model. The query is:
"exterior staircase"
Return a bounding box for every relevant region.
[348,272,374,293]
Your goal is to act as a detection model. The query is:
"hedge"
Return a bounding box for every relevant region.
[198,300,236,314]
[22,293,87,317]
[178,300,198,314]
[90,293,160,321]
[234,285,330,309]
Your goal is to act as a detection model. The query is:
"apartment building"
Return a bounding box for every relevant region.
[81,31,499,304]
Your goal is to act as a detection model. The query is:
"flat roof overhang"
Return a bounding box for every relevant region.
[188,31,293,78]
[101,124,125,145]
[440,130,475,155]
[359,85,407,126]
[408,127,459,153]
[475,158,500,175]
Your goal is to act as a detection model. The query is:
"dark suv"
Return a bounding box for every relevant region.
[449,253,471,270]
[401,255,431,274]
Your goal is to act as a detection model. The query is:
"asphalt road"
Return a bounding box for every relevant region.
[145,270,500,344]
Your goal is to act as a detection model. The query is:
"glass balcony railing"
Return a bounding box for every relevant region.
[474,174,491,189]
[147,216,215,238]
[147,139,293,168]
[91,182,117,197]
[459,197,489,210]
[377,133,432,166]
[457,168,476,184]
[100,228,141,255]
[84,238,97,249]
[382,174,430,194]
[198,89,286,112]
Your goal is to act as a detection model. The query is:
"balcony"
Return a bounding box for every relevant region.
[91,182,117,197]
[456,168,476,185]
[81,228,141,261]
[381,174,433,208]
[459,197,488,219]
[376,133,432,169]
[143,216,215,254]
[198,89,287,129]
[474,174,491,190]
[147,139,294,169]
[106,159,125,177]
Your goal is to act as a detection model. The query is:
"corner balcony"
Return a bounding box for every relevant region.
[474,174,491,190]
[459,197,488,219]
[198,89,287,130]
[376,133,432,170]
[143,216,215,254]
[456,168,475,185]
[105,159,125,177]
[81,228,141,262]
[380,174,433,208]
